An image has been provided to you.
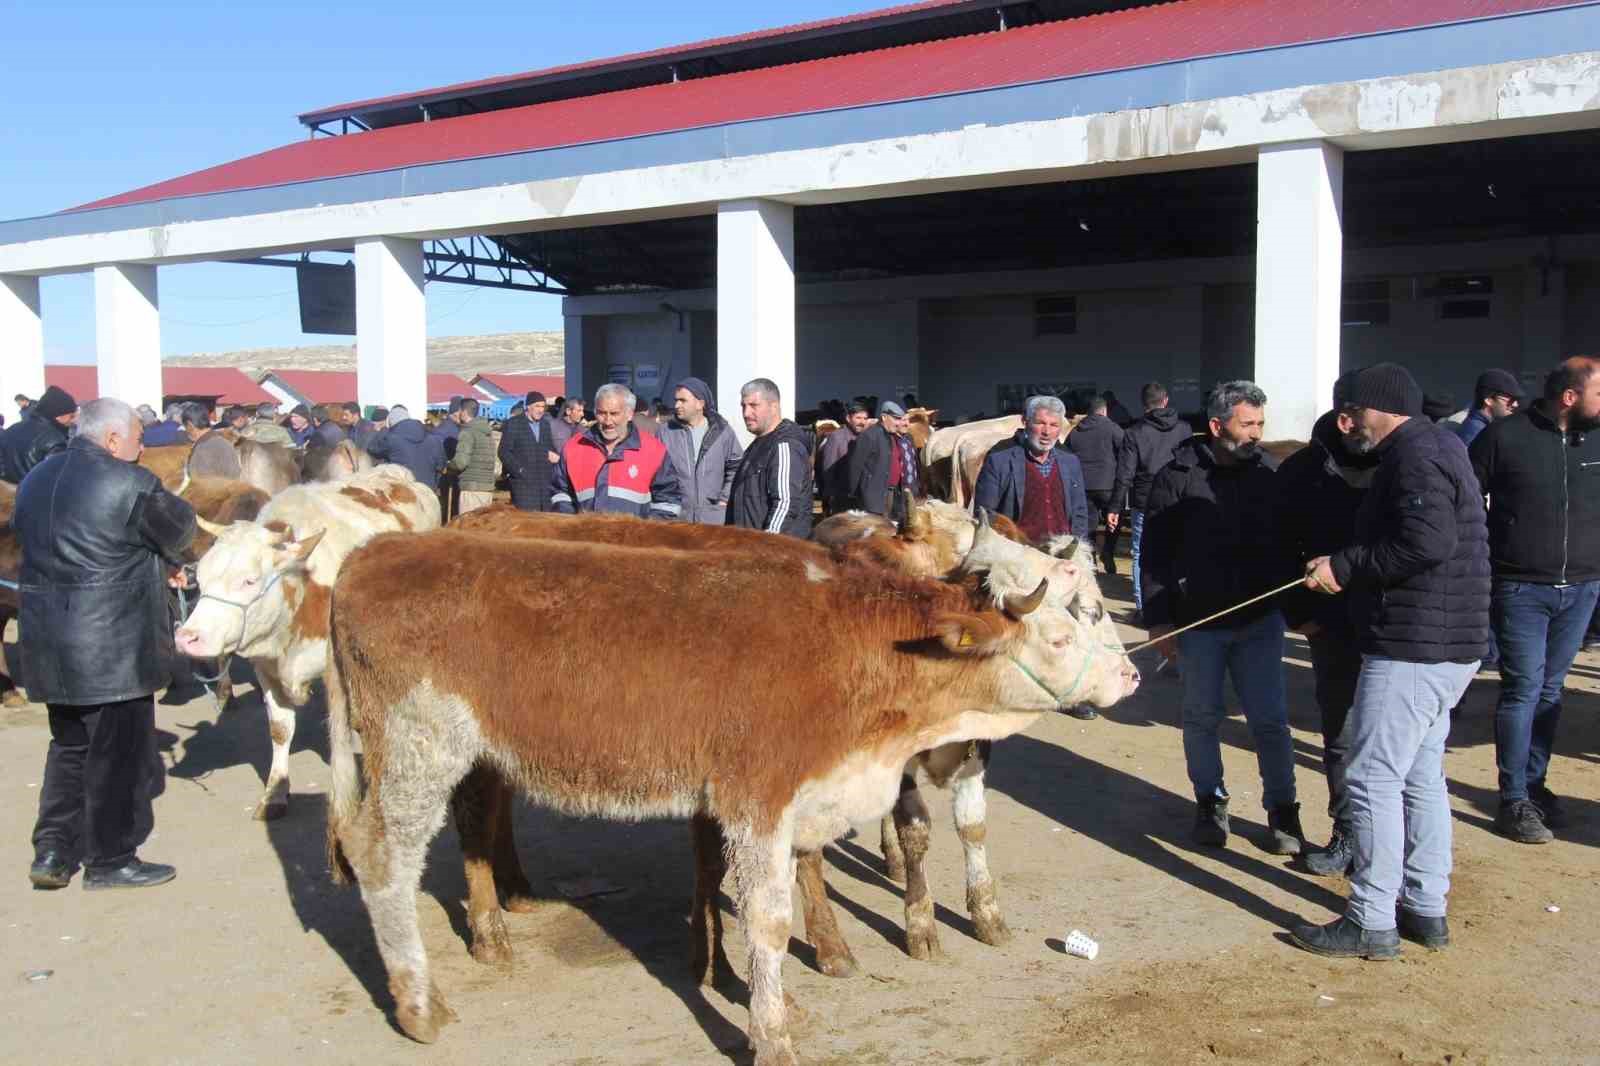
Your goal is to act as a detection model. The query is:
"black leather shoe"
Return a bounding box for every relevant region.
[83,859,176,891]
[1288,915,1399,960]
[1397,908,1449,951]
[1265,802,1306,856]
[1193,798,1229,846]
[1302,826,1355,877]
[1495,799,1553,844]
[1065,705,1099,720]
[29,850,74,890]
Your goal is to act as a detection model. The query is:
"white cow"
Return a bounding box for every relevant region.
[175,465,440,818]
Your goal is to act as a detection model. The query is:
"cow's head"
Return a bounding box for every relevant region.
[174,518,326,660]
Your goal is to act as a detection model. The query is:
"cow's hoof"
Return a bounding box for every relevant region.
[252,798,288,821]
[815,947,860,978]
[468,910,513,967]
[753,1035,799,1066]
[501,891,540,914]
[2,689,28,709]
[395,985,456,1044]
[972,911,1013,946]
[905,924,944,961]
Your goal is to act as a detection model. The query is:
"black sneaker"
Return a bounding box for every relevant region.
[83,859,177,891]
[1303,825,1355,877]
[1265,802,1306,856]
[1495,800,1553,844]
[29,850,74,890]
[1397,908,1449,951]
[1194,798,1229,846]
[1289,915,1400,960]
[1529,784,1569,830]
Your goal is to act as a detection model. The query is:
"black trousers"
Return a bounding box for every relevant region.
[1085,489,1120,571]
[1305,628,1362,823]
[32,696,157,869]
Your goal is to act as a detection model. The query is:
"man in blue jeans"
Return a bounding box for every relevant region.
[1143,381,1303,852]
[1469,356,1600,843]
[1292,363,1489,959]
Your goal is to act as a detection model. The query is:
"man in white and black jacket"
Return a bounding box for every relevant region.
[1468,356,1600,844]
[727,378,814,539]
[1292,363,1489,961]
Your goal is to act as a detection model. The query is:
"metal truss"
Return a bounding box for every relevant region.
[307,116,371,137]
[237,237,567,295]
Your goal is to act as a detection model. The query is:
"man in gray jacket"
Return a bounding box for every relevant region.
[660,377,743,525]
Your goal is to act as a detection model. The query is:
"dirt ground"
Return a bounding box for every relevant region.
[3,577,1598,1066]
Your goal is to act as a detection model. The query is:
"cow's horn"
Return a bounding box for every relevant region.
[1003,578,1049,618]
[194,515,230,538]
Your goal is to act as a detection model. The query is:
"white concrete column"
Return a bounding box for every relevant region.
[355,237,427,415]
[94,263,162,412]
[716,199,795,443]
[1255,140,1343,442]
[0,275,45,426]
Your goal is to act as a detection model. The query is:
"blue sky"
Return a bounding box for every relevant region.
[1,0,873,363]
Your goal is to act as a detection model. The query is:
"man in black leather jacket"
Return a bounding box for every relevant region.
[0,384,76,483]
[18,397,196,891]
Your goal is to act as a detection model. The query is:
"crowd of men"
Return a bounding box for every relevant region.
[10,355,1599,967]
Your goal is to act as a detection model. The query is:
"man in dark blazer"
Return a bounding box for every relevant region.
[972,394,1089,546]
[846,401,921,525]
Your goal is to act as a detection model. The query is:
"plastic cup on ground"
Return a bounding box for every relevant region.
[1064,930,1099,960]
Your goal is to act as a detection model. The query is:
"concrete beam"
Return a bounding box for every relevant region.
[3,50,1598,276]
[0,275,45,426]
[94,263,162,412]
[355,237,427,415]
[716,200,795,442]
[1255,141,1344,442]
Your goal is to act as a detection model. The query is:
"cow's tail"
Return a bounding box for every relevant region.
[324,616,360,886]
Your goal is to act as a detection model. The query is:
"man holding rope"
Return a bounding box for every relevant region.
[1291,363,1488,959]
[1143,381,1304,853]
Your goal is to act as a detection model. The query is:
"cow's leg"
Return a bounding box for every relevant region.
[952,748,1011,946]
[450,764,513,966]
[893,775,943,961]
[880,814,907,883]
[727,818,799,1066]
[689,813,737,988]
[254,686,296,821]
[492,780,539,913]
[795,847,858,978]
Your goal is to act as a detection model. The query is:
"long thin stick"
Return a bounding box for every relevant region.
[1123,577,1308,654]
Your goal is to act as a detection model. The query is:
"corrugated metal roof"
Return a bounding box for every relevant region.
[472,373,568,399]
[265,370,476,404]
[41,366,275,405]
[74,0,1580,212]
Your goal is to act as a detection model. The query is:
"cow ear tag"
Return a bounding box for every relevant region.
[958,631,975,647]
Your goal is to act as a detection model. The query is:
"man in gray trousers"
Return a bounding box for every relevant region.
[1291,363,1489,959]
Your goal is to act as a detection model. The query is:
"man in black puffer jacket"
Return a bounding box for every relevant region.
[1292,364,1488,961]
[18,397,196,892]
[1468,355,1600,844]
[0,384,77,483]
[1117,382,1193,615]
[368,405,447,493]
[727,378,813,538]
[1277,372,1381,875]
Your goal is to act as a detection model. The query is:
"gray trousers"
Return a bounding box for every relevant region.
[1339,656,1477,929]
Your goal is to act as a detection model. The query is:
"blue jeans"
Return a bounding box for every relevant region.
[1177,610,1296,810]
[1130,510,1146,613]
[1492,578,1600,803]
[1340,657,1477,929]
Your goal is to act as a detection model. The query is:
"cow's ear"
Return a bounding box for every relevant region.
[933,612,1010,656]
[276,528,326,566]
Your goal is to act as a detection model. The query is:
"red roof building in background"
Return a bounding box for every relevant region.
[42,366,275,407]
[259,370,475,408]
[469,373,567,402]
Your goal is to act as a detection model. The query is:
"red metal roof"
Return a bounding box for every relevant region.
[265,370,475,405]
[471,373,567,399]
[301,0,977,124]
[42,366,275,405]
[76,0,1576,212]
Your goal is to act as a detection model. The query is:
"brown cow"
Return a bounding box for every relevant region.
[323,530,1137,1063]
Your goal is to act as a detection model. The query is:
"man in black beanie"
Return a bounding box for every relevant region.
[1291,362,1488,959]
[1,384,77,483]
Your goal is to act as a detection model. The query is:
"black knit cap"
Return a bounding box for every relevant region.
[34,385,76,420]
[1346,362,1422,417]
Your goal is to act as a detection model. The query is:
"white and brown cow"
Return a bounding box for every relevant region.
[323,530,1138,1064]
[173,465,439,819]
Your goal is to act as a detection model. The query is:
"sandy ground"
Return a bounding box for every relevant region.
[3,577,1598,1066]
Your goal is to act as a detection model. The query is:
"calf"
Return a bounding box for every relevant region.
[324,531,1137,1064]
[174,465,439,819]
[177,477,272,711]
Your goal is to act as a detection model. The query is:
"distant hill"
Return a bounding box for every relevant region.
[164,331,564,377]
